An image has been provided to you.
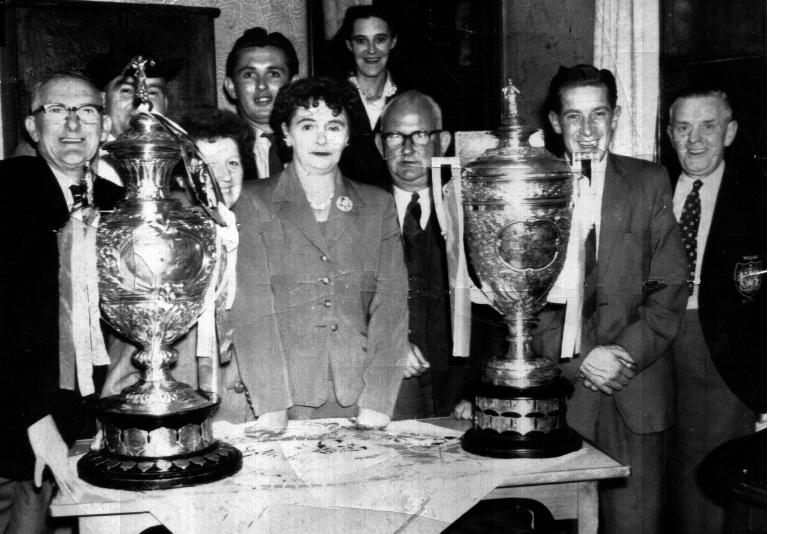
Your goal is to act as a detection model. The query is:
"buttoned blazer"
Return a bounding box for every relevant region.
[0,156,86,479]
[231,167,410,416]
[533,154,689,437]
[693,165,766,413]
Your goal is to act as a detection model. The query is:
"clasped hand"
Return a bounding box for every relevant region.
[579,344,637,395]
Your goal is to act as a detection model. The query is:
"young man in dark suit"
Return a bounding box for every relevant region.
[666,88,765,534]
[0,71,115,532]
[532,65,688,534]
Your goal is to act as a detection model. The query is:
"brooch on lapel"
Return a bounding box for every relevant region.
[734,255,764,299]
[336,196,353,212]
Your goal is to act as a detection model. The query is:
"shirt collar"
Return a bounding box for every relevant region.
[679,160,725,187]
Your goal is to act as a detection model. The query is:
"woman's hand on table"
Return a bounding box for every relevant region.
[245,409,288,438]
[355,408,390,429]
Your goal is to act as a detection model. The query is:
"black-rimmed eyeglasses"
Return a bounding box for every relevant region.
[31,104,104,124]
[380,130,441,148]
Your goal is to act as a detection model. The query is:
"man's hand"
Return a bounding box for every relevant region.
[356,408,390,429]
[403,343,430,378]
[27,415,82,502]
[245,410,288,438]
[579,345,637,395]
[453,400,473,420]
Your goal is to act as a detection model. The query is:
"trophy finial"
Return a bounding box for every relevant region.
[501,78,524,129]
[126,55,156,112]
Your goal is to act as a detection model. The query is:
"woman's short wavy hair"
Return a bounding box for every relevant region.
[269,77,365,163]
[180,106,258,181]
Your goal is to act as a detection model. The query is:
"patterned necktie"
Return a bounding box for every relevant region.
[679,179,703,294]
[580,162,597,321]
[69,183,87,211]
[402,192,422,261]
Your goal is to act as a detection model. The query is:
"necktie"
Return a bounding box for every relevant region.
[580,162,597,321]
[262,132,283,177]
[69,183,87,211]
[679,179,703,294]
[402,192,422,260]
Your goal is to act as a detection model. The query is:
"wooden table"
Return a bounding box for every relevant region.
[52,418,628,533]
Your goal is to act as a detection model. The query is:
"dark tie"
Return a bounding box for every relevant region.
[580,162,597,321]
[679,179,703,294]
[69,183,87,211]
[262,132,284,177]
[402,192,423,260]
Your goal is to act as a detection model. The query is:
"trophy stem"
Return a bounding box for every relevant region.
[503,311,535,361]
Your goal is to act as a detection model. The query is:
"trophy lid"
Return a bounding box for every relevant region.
[466,79,570,178]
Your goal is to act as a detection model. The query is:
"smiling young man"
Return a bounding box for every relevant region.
[224,28,299,179]
[666,88,765,534]
[0,71,111,532]
[532,64,688,534]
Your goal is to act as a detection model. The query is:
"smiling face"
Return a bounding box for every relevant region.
[377,99,450,192]
[195,137,244,208]
[282,101,349,176]
[25,76,110,180]
[548,84,620,161]
[105,75,168,137]
[668,95,738,178]
[347,16,397,80]
[225,46,292,132]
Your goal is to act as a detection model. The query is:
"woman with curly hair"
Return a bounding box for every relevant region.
[232,77,412,434]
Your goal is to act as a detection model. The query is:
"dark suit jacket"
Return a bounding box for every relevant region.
[231,167,410,416]
[0,156,86,479]
[690,164,766,413]
[533,154,689,438]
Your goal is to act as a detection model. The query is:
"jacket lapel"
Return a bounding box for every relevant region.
[270,167,331,255]
[598,154,630,280]
[325,174,363,257]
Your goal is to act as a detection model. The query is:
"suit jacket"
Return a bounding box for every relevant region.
[692,164,766,413]
[231,167,410,416]
[0,156,86,479]
[533,154,689,437]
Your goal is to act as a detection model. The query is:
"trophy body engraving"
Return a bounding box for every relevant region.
[78,58,242,488]
[460,80,582,458]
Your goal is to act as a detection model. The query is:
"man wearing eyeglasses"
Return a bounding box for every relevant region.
[0,71,111,532]
[375,90,469,418]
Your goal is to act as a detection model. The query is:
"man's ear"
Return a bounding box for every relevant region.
[24,115,40,144]
[439,130,451,156]
[724,120,738,147]
[290,73,301,83]
[223,77,237,101]
[346,39,353,53]
[610,106,622,131]
[548,111,562,135]
[374,132,384,157]
[391,36,398,50]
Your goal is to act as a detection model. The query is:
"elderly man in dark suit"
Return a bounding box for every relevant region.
[532,65,688,534]
[666,87,765,534]
[0,71,116,532]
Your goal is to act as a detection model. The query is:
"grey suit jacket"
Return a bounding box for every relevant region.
[232,167,410,416]
[533,154,689,437]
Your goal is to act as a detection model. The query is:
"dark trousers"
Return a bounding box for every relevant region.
[668,310,757,534]
[595,395,668,534]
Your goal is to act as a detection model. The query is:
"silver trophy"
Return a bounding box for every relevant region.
[460,80,581,458]
[78,57,242,489]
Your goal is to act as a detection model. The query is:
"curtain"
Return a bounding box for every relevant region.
[593,0,659,161]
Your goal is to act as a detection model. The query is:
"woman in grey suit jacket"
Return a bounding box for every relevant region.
[232,77,410,434]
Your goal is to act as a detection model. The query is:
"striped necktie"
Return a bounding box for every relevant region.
[69,183,87,211]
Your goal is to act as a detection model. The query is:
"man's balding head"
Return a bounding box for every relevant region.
[376,91,450,192]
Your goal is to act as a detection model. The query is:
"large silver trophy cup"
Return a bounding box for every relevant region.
[78,58,242,489]
[460,81,582,458]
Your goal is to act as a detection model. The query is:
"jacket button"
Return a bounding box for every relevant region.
[330,323,339,332]
[323,299,333,308]
[232,381,246,394]
[320,255,328,262]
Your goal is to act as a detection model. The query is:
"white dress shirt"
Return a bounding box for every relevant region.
[49,165,82,209]
[253,127,272,179]
[672,161,725,309]
[393,185,431,231]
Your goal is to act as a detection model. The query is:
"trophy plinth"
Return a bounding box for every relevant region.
[78,60,241,489]
[460,80,581,458]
